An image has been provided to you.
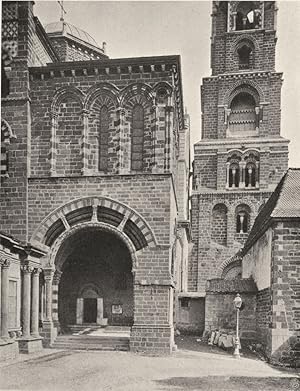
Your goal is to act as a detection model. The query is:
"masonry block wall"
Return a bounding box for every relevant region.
[1,1,35,242]
[205,291,257,339]
[270,222,300,366]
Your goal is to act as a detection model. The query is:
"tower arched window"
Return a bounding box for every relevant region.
[236,2,261,31]
[99,106,109,172]
[211,203,228,246]
[244,151,260,188]
[245,162,256,187]
[229,163,240,188]
[237,45,253,70]
[131,104,144,171]
[235,205,251,234]
[228,92,256,134]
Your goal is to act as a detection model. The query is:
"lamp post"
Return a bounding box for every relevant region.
[233,293,242,358]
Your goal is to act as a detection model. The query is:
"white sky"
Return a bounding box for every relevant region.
[34,1,300,167]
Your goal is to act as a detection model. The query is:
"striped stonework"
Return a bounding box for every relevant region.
[81,109,89,175]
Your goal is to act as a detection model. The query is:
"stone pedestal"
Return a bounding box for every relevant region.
[130,325,174,354]
[40,321,57,347]
[18,337,43,354]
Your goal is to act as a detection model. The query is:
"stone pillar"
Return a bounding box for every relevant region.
[40,268,56,347]
[232,12,237,31]
[240,162,246,188]
[81,109,89,175]
[44,269,54,322]
[1,259,10,338]
[96,298,104,325]
[76,298,84,325]
[21,265,33,339]
[226,162,230,188]
[52,270,62,329]
[31,268,41,338]
[49,112,58,176]
[19,265,43,354]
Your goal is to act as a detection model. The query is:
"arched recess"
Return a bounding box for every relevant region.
[85,91,117,173]
[235,2,262,31]
[83,82,120,112]
[50,87,85,176]
[30,196,157,268]
[121,84,154,172]
[211,203,228,246]
[219,252,242,280]
[235,204,251,235]
[56,226,135,327]
[153,82,173,106]
[226,84,262,137]
[224,80,264,107]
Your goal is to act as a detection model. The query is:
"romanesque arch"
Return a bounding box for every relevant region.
[83,82,119,112]
[30,196,157,265]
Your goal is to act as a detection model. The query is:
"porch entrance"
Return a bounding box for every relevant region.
[56,228,134,331]
[83,298,97,323]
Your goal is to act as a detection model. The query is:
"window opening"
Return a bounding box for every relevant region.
[131,104,144,171]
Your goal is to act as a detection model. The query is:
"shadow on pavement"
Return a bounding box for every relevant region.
[155,376,300,391]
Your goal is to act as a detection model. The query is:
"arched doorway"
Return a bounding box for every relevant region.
[56,228,133,331]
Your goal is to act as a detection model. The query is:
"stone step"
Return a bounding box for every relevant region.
[56,336,128,344]
[51,343,129,351]
[51,335,130,351]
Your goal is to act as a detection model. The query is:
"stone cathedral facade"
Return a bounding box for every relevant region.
[0,1,190,359]
[1,1,298,366]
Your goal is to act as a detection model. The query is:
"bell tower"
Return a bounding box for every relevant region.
[186,1,289,333]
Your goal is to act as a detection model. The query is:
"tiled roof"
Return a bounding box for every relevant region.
[45,21,100,49]
[243,168,300,253]
[206,278,257,293]
[271,169,300,218]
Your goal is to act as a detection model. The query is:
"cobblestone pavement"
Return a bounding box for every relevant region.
[0,348,298,391]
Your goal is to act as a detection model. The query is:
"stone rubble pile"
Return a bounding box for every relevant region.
[203,330,236,350]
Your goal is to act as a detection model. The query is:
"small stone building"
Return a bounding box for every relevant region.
[1,0,190,359]
[242,168,300,367]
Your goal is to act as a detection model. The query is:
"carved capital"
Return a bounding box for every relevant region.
[21,265,34,274]
[53,270,62,285]
[44,267,55,281]
[33,267,42,276]
[2,259,11,269]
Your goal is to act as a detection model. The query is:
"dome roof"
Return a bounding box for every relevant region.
[45,20,100,49]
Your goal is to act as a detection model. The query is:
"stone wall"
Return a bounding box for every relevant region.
[177,297,205,335]
[270,221,300,367]
[205,279,257,340]
[256,287,272,353]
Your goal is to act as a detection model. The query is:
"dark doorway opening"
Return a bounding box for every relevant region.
[84,298,97,323]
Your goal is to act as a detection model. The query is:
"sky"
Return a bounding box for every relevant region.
[34,1,300,167]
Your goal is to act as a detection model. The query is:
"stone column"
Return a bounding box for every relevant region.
[44,268,54,322]
[31,268,41,338]
[226,162,230,188]
[81,109,89,175]
[41,268,56,347]
[21,265,33,339]
[1,259,10,339]
[49,112,58,176]
[52,270,62,329]
[240,162,246,188]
